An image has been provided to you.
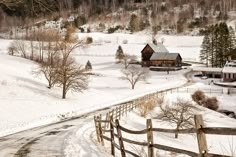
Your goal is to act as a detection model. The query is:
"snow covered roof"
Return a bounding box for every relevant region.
[222,67,236,73]
[147,43,169,53]
[222,60,236,73]
[150,53,180,60]
[192,67,222,72]
[224,60,236,67]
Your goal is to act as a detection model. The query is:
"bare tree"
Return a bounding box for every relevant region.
[56,41,89,99]
[122,54,137,69]
[7,42,17,55]
[121,65,149,89]
[157,98,197,138]
[10,40,27,58]
[36,61,59,89]
[34,45,60,89]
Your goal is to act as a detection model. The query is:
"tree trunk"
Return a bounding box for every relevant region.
[175,125,180,138]
[62,86,66,99]
[62,79,66,99]
[132,84,134,89]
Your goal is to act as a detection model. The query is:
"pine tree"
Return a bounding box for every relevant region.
[85,60,92,70]
[208,25,216,67]
[115,45,124,63]
[218,23,229,67]
[228,26,236,55]
[200,34,210,67]
[201,23,233,68]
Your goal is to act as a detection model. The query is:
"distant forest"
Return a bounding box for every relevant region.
[1,0,236,18]
[0,0,236,34]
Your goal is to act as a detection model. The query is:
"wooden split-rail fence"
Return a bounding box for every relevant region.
[93,86,236,157]
[94,114,236,157]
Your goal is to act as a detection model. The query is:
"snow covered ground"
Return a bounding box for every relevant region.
[97,73,236,157]
[0,32,235,156]
[77,32,203,62]
[0,33,201,137]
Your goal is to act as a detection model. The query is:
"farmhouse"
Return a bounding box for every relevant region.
[222,60,236,82]
[141,43,182,68]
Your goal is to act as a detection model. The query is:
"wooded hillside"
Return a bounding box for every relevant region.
[1,0,236,18]
[0,0,236,34]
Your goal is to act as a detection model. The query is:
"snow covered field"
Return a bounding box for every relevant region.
[0,32,235,156]
[77,32,203,62]
[0,33,201,137]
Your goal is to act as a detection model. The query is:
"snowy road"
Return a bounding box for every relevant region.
[0,107,112,157]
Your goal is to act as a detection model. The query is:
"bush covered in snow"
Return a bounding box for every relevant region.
[86,37,93,44]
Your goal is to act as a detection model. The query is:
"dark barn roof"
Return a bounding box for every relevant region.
[150,53,181,60]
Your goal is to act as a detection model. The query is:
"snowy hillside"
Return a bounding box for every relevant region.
[0,33,199,137]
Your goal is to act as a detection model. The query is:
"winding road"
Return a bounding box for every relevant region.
[0,107,112,157]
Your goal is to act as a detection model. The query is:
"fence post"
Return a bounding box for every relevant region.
[94,116,100,143]
[105,112,110,128]
[98,115,104,146]
[116,119,126,157]
[125,103,127,115]
[194,115,208,157]
[116,107,118,119]
[119,106,121,119]
[121,105,123,117]
[110,116,115,156]
[146,119,154,157]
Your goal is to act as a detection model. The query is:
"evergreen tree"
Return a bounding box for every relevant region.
[115,45,124,63]
[200,23,234,68]
[208,25,216,67]
[200,34,210,67]
[217,23,229,67]
[85,60,92,70]
[229,26,236,55]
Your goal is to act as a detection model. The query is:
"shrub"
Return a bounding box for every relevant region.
[156,94,165,105]
[8,43,17,56]
[79,27,84,33]
[86,37,93,44]
[85,60,92,70]
[192,90,206,106]
[107,25,121,34]
[129,14,140,32]
[152,25,162,35]
[98,23,106,32]
[136,98,157,117]
[122,39,128,44]
[204,97,219,111]
[115,45,124,63]
[107,27,116,34]
[87,28,91,33]
[74,16,87,28]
